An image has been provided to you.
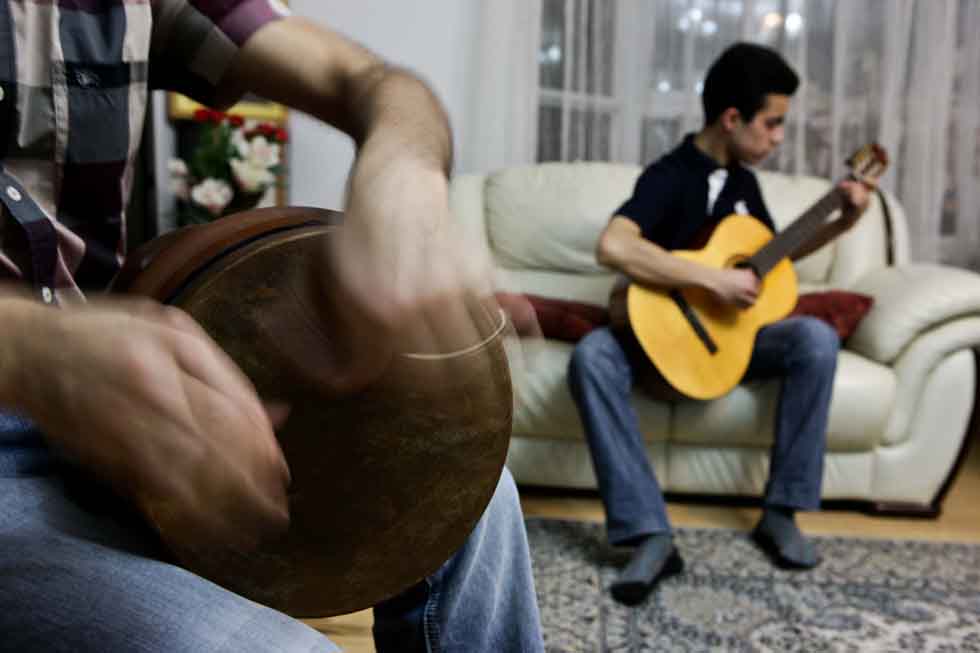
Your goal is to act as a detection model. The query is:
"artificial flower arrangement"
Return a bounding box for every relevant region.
[169,108,287,225]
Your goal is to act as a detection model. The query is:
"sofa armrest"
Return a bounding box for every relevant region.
[847,263,980,364]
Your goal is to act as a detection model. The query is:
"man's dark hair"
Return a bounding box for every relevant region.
[701,42,799,126]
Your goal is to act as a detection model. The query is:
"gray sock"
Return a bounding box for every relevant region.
[610,533,682,605]
[753,507,819,569]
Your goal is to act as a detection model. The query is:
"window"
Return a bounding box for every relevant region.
[536,0,891,174]
[537,0,620,162]
[535,0,980,266]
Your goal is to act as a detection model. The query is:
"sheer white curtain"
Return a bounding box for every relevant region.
[462,0,543,173]
[520,0,980,267]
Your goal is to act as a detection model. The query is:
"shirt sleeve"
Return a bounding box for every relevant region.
[149,0,290,105]
[613,162,677,237]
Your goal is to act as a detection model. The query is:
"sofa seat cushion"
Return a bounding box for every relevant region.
[512,339,671,442]
[671,350,895,452]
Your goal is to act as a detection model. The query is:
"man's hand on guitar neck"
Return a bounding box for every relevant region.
[837,178,873,230]
[706,267,760,309]
[792,178,875,260]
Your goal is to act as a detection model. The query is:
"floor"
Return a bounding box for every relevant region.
[305,431,980,652]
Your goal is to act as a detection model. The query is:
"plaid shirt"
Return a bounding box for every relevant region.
[0,0,288,303]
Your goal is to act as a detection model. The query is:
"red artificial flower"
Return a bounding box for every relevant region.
[274,128,288,143]
[194,108,226,124]
[228,114,245,127]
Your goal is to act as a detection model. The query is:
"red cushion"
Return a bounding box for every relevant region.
[498,289,872,343]
[495,292,609,342]
[789,290,874,340]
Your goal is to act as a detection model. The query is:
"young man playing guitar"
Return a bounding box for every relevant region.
[567,42,873,605]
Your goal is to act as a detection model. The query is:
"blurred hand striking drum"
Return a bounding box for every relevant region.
[111,207,513,617]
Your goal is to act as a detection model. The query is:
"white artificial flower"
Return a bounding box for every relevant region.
[190,178,233,216]
[168,158,190,199]
[168,158,189,177]
[230,158,275,193]
[231,127,251,159]
[246,136,280,169]
[170,176,189,201]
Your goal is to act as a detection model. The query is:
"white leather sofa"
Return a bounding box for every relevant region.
[450,162,980,514]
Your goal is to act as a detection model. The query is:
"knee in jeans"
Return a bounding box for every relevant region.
[568,330,618,382]
[484,467,521,529]
[568,345,590,384]
[0,534,334,653]
[797,318,840,364]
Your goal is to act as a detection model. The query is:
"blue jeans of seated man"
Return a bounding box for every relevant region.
[567,316,839,546]
[0,413,544,653]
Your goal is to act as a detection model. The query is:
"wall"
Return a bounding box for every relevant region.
[287,0,482,209]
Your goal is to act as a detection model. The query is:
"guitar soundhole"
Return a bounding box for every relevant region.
[728,254,754,272]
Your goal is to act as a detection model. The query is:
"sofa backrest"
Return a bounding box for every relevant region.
[450,162,909,303]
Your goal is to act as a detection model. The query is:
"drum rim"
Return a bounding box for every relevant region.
[400,308,508,361]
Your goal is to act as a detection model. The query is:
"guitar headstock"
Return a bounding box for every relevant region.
[846,144,889,186]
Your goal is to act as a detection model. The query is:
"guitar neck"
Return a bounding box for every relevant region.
[745,186,846,277]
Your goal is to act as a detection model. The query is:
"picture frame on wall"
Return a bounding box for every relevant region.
[167,92,289,124]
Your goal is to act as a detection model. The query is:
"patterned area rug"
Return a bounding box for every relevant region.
[526,518,980,652]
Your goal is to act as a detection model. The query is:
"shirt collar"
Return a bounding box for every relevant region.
[679,133,721,173]
[678,132,740,174]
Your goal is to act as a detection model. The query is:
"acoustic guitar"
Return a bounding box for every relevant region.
[622,144,888,401]
[111,207,513,618]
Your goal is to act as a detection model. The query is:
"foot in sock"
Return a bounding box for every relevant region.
[610,533,684,605]
[752,507,820,569]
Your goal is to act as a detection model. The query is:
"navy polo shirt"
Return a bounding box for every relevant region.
[615,134,776,250]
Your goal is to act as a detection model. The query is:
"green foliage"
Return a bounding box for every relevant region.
[189,122,236,183]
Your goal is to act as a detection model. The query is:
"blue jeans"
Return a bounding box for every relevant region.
[0,414,543,652]
[567,317,838,545]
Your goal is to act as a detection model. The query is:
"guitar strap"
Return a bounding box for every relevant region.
[875,188,895,266]
[0,1,58,305]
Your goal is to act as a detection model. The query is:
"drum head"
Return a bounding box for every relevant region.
[114,209,512,617]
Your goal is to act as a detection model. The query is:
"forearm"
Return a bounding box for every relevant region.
[224,18,452,177]
[339,65,452,176]
[598,219,719,292]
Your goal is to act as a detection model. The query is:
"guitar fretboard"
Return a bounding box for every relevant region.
[746,187,846,277]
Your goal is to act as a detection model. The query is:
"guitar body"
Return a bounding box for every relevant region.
[110,207,512,618]
[627,214,798,400]
[624,143,890,401]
